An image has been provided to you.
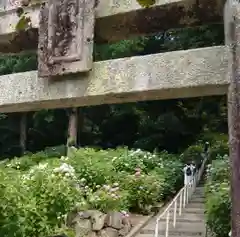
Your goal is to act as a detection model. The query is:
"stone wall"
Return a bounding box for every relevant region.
[67,210,132,237]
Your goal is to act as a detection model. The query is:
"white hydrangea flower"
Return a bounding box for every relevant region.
[80,178,86,183]
[112,156,118,162]
[60,156,69,161]
[38,163,48,170]
[53,163,75,177]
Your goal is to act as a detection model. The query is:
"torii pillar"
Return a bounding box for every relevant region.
[225,0,240,236]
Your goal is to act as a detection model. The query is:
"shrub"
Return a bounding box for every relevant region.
[206,157,230,184]
[201,133,228,145]
[0,163,83,237]
[0,146,187,236]
[86,183,129,212]
[44,145,67,157]
[112,148,146,173]
[120,171,164,214]
[181,144,204,168]
[4,151,60,171]
[112,148,184,204]
[201,132,228,161]
[205,157,231,237]
[154,160,183,199]
[210,139,228,161]
[205,182,230,237]
[67,148,117,189]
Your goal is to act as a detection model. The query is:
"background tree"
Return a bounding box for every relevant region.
[0,24,227,158]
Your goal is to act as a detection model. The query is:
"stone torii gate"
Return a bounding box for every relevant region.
[0,0,238,235]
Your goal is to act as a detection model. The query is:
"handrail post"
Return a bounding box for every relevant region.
[155,220,159,237]
[173,199,177,227]
[194,177,196,190]
[165,211,170,237]
[183,187,186,207]
[192,176,195,193]
[179,191,182,215]
[193,175,196,194]
[190,178,193,196]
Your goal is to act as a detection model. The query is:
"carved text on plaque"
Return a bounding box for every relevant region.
[38,0,95,77]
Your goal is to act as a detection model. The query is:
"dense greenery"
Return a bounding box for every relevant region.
[0,17,229,237]
[0,145,199,237]
[205,136,230,237]
[0,23,226,158]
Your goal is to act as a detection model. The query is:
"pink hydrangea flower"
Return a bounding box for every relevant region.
[135,171,141,176]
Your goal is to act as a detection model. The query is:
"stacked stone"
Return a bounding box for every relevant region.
[67,210,132,237]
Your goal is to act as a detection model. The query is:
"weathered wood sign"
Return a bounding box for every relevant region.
[38,0,95,77]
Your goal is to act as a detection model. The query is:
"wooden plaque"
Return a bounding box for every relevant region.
[38,0,95,77]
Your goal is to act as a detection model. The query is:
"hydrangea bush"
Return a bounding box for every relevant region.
[0,163,81,237]
[0,145,203,237]
[180,144,204,168]
[205,156,231,237]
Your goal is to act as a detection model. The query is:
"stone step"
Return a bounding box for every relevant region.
[138,234,204,237]
[190,201,205,205]
[168,202,204,210]
[192,192,205,196]
[186,203,205,209]
[140,227,205,236]
[193,192,204,197]
[151,214,205,225]
[192,189,204,194]
[134,187,206,237]
[169,207,204,215]
[143,219,205,232]
[192,192,204,196]
[191,197,205,203]
[194,188,204,191]
[157,212,205,223]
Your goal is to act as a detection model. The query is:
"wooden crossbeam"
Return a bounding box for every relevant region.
[0,46,228,113]
[0,0,225,53]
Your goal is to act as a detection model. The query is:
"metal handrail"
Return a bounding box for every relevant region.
[154,154,208,237]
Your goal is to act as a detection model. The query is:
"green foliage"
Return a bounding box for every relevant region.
[121,172,163,213]
[0,146,191,236]
[181,144,204,167]
[44,145,66,157]
[15,13,31,32]
[0,23,227,158]
[154,160,183,198]
[210,136,229,161]
[68,148,117,189]
[136,0,156,7]
[5,147,65,171]
[67,148,184,209]
[87,184,129,212]
[111,149,184,200]
[0,53,36,75]
[205,156,231,237]
[0,164,83,237]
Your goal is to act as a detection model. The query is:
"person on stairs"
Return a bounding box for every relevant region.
[191,161,197,185]
[183,162,194,186]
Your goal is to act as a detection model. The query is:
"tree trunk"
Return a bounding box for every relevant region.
[67,108,78,156]
[225,1,240,236]
[20,113,27,155]
[77,108,84,147]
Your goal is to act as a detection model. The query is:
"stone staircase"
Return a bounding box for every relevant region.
[136,184,206,237]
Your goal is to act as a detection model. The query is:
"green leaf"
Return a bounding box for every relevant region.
[136,0,156,7]
[15,14,31,31]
